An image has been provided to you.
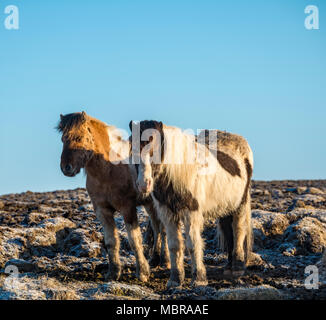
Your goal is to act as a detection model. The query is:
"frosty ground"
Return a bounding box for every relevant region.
[0,180,326,300]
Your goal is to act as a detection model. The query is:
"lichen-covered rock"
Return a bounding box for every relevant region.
[252,210,290,249]
[307,187,324,195]
[0,217,76,267]
[0,227,28,267]
[296,194,325,203]
[283,217,326,254]
[104,281,160,300]
[252,210,289,237]
[286,208,326,224]
[216,285,283,300]
[60,228,103,258]
[27,218,76,248]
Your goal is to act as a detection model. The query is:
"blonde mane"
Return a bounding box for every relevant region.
[161,125,200,194]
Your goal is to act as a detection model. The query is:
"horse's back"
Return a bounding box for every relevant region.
[202,129,253,167]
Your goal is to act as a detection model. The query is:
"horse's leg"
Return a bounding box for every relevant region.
[143,216,154,250]
[218,215,234,276]
[144,203,162,267]
[159,210,184,288]
[160,225,170,268]
[95,206,121,280]
[122,206,150,282]
[232,201,250,277]
[184,211,207,286]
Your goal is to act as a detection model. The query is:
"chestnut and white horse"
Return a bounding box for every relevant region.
[131,120,254,288]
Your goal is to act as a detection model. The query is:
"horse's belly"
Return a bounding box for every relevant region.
[196,174,245,215]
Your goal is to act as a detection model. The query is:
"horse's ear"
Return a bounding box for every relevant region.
[60,114,64,121]
[129,121,139,131]
[159,121,163,129]
[81,111,87,122]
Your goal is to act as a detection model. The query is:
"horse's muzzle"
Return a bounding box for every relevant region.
[61,163,80,177]
[137,178,153,195]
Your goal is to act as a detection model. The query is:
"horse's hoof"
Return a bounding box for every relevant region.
[232,270,245,277]
[138,272,149,283]
[105,265,121,281]
[167,279,182,289]
[232,259,246,277]
[167,269,184,289]
[149,254,161,268]
[191,279,208,287]
[137,261,150,282]
[159,255,171,269]
[223,265,233,276]
[191,269,207,287]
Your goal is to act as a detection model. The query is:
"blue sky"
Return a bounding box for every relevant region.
[0,0,325,195]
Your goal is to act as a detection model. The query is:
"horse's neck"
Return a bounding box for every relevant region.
[85,126,131,181]
[85,154,112,180]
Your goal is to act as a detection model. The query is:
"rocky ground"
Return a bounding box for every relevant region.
[0,180,326,300]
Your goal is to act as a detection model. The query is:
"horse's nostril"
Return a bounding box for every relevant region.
[65,164,72,172]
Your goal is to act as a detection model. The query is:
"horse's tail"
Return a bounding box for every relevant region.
[243,158,253,265]
[244,192,254,265]
[216,215,233,254]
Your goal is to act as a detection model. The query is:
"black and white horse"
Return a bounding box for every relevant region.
[130,120,254,288]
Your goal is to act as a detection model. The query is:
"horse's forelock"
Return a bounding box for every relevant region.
[139,120,163,135]
[56,112,87,133]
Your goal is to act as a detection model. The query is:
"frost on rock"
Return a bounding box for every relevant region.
[1,181,326,300]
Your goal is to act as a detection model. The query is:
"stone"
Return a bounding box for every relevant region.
[5,259,36,273]
[307,187,324,195]
[104,281,160,300]
[283,217,326,254]
[296,194,325,203]
[61,228,102,258]
[252,210,289,237]
[296,187,308,195]
[216,285,283,300]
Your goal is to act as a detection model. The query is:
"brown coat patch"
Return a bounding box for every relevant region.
[153,170,199,215]
[197,130,241,177]
[216,150,241,177]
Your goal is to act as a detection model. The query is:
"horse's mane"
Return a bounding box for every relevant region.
[56,112,110,133]
[161,125,199,193]
[56,112,85,133]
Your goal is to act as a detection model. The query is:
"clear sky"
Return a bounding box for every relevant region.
[0,0,325,195]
